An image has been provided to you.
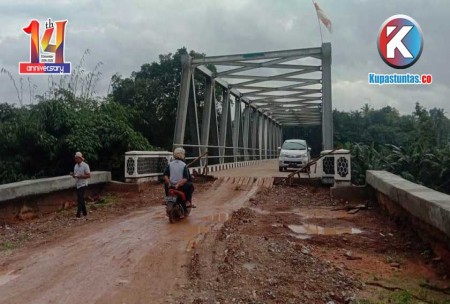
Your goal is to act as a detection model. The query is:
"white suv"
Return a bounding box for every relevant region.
[278,139,311,172]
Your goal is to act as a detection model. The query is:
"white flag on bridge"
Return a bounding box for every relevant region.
[314,1,333,33]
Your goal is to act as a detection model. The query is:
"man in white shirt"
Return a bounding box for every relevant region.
[70,152,91,218]
[163,147,195,208]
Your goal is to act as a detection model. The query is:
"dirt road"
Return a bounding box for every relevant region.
[0,177,267,304]
[2,161,449,304]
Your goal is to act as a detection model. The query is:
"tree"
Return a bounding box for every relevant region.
[110,48,215,151]
[0,96,152,183]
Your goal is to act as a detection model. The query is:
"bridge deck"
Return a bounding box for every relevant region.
[211,159,290,178]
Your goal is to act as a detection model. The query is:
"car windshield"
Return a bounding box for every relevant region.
[282,142,306,150]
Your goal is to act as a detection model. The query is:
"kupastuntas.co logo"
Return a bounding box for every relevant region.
[369,14,432,85]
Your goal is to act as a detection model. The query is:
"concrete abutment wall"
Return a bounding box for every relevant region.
[0,172,112,222]
[366,170,450,268]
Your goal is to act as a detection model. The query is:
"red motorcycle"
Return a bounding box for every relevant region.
[164,187,191,223]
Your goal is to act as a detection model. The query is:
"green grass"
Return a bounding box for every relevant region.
[94,193,117,206]
[0,233,31,251]
[350,300,378,304]
[1,241,17,250]
[389,291,413,304]
[59,208,72,216]
[386,252,405,265]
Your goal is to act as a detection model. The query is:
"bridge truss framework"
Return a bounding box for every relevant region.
[173,43,333,164]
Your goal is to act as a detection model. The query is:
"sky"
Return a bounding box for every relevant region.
[0,0,449,116]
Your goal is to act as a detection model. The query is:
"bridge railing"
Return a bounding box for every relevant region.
[173,144,279,165]
[305,149,351,186]
[124,151,173,182]
[124,148,278,183]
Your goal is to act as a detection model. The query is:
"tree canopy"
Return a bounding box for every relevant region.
[284,104,450,193]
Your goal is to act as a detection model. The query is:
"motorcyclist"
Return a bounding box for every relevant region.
[163,147,196,208]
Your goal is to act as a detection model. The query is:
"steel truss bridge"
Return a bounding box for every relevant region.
[173,43,333,165]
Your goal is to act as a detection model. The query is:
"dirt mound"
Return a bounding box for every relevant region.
[180,184,450,304]
[182,206,362,304]
[217,208,256,241]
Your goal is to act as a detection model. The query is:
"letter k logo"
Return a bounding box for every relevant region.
[377,15,423,69]
[386,26,413,59]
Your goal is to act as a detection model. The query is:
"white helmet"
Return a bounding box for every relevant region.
[174,147,186,160]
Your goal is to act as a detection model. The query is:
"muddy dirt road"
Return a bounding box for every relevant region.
[1,160,449,304]
[0,177,268,304]
[179,184,450,304]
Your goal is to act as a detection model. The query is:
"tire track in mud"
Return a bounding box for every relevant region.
[0,177,272,304]
[95,177,270,304]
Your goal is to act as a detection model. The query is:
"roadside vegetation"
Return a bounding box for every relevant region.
[284,104,450,194]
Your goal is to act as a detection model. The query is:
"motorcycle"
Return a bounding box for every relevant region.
[164,187,191,223]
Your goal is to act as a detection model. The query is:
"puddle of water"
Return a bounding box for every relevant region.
[288,224,362,237]
[250,207,356,220]
[0,270,20,287]
[295,209,354,220]
[242,263,257,271]
[250,207,295,215]
[250,207,343,218]
[201,213,230,222]
[185,225,210,235]
[288,233,311,240]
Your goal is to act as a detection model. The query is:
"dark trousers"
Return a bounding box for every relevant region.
[76,186,87,217]
[164,182,194,202]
